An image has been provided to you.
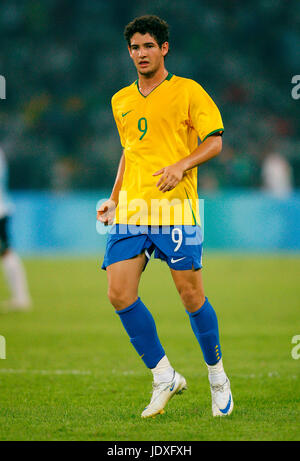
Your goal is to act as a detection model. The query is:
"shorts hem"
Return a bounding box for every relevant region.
[101,250,151,271]
[167,262,203,271]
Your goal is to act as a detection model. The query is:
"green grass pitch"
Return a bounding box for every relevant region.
[0,254,299,441]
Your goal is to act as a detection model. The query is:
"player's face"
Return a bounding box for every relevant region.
[128,32,168,77]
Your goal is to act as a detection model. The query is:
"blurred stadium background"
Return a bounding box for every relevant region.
[0,0,299,254]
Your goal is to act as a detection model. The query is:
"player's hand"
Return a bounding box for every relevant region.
[97,199,116,226]
[153,162,185,193]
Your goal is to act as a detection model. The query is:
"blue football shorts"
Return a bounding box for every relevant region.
[102,224,203,271]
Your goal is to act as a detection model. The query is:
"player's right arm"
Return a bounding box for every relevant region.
[97,152,125,225]
[97,93,126,225]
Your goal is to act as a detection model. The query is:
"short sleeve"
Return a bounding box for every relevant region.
[111,96,125,148]
[188,81,224,142]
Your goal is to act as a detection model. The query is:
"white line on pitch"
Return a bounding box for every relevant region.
[0,368,91,376]
[1,369,297,380]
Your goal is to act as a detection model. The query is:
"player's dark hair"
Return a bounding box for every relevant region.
[124,15,169,49]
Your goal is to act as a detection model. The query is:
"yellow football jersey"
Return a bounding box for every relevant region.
[111,73,224,225]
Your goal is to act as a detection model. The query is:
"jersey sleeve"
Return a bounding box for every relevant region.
[188,81,224,142]
[111,95,125,148]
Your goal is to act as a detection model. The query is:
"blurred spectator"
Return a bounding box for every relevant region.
[198,171,219,191]
[262,152,293,198]
[51,157,78,191]
[0,147,32,312]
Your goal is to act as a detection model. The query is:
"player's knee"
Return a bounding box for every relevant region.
[107,286,136,310]
[107,287,123,308]
[179,285,205,312]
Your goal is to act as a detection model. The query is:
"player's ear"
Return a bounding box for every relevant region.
[161,42,169,57]
[128,45,133,58]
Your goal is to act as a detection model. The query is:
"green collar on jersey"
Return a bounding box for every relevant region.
[135,72,173,97]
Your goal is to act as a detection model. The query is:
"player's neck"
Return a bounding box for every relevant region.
[138,67,169,96]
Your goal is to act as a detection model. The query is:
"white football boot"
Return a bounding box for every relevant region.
[210,376,233,416]
[0,298,32,313]
[141,371,187,418]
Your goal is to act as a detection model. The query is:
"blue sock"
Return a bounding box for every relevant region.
[116,297,165,369]
[187,297,222,365]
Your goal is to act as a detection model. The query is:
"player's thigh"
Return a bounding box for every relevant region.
[170,267,205,312]
[106,252,146,310]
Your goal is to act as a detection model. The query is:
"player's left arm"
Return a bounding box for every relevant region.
[153,134,222,193]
